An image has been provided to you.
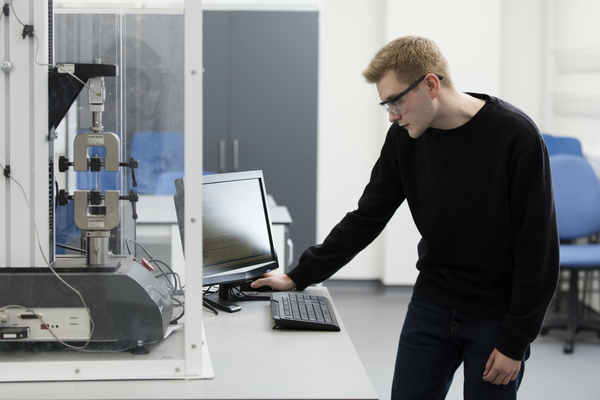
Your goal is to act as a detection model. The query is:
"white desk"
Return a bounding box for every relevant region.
[0,287,377,400]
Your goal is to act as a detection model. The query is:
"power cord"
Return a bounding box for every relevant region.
[125,239,185,323]
[1,163,95,350]
[126,239,183,295]
[8,0,102,96]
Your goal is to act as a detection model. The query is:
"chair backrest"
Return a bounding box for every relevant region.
[550,154,600,240]
[542,134,584,157]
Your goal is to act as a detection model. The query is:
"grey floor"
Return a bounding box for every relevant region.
[326,280,600,400]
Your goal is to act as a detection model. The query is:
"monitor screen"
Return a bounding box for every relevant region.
[174,170,279,312]
[201,171,279,285]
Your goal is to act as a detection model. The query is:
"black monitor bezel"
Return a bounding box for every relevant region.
[200,170,279,287]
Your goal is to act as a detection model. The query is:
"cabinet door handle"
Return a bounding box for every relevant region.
[219,139,226,172]
[233,139,240,171]
[286,238,294,269]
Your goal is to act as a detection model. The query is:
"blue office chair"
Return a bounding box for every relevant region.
[129,131,185,195]
[542,154,600,353]
[541,135,586,317]
[542,134,584,157]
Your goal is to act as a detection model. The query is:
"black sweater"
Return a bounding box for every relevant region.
[288,94,560,360]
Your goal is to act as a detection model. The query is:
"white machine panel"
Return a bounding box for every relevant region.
[0,307,90,341]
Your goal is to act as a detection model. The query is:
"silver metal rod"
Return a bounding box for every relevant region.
[219,139,226,172]
[233,139,239,171]
[86,231,110,266]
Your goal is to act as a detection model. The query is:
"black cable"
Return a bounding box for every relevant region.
[203,300,219,315]
[169,296,185,323]
[125,238,153,260]
[232,284,271,301]
[149,258,181,296]
[125,239,182,296]
[55,243,86,254]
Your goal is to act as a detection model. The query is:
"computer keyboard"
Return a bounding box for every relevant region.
[270,292,340,331]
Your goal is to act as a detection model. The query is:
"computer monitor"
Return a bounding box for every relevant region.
[174,170,279,312]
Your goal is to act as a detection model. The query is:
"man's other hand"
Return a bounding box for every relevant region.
[482,348,521,385]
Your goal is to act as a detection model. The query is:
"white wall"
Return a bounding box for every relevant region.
[319,0,502,284]
[322,0,600,285]
[551,0,600,158]
[317,1,387,280]
[499,0,547,127]
[53,0,600,285]
[500,0,600,155]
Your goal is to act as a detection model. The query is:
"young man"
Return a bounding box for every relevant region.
[252,36,559,399]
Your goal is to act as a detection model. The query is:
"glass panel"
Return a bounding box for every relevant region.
[0,4,203,381]
[122,13,185,196]
[53,6,186,354]
[54,11,184,261]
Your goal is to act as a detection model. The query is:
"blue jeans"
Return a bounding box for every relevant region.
[392,292,529,400]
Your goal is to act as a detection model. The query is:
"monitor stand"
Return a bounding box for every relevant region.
[204,283,270,313]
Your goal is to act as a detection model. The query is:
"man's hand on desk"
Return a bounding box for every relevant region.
[251,272,297,291]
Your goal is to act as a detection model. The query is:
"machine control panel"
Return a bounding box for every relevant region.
[0,308,90,341]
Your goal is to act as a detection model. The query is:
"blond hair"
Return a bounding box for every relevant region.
[362,36,454,89]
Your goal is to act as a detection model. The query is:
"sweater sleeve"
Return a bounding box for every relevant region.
[288,128,406,290]
[496,135,560,360]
